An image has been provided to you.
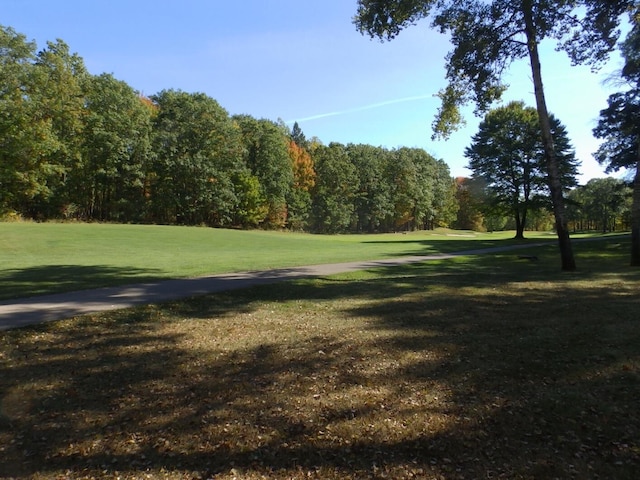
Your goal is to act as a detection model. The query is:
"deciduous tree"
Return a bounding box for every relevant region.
[567,179,632,232]
[465,101,578,238]
[0,26,51,216]
[79,73,153,221]
[31,39,88,217]
[287,140,315,230]
[347,144,395,232]
[234,115,294,228]
[0,29,88,219]
[593,9,640,265]
[231,170,268,228]
[454,177,486,231]
[387,147,442,231]
[355,0,633,270]
[150,90,244,226]
[311,143,359,233]
[583,178,631,233]
[429,158,459,228]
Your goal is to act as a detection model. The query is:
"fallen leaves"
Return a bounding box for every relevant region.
[1,259,639,479]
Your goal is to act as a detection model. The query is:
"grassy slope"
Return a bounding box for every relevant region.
[0,237,638,479]
[1,222,562,300]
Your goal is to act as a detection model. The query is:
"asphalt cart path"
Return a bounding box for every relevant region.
[0,243,550,331]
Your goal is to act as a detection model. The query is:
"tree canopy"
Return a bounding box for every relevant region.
[568,178,632,233]
[7,18,634,243]
[355,0,631,137]
[0,24,459,233]
[465,101,578,238]
[355,0,634,270]
[593,8,640,265]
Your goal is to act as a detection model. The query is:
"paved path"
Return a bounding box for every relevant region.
[0,243,549,331]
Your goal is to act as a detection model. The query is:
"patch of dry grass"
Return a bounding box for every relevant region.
[1,240,639,479]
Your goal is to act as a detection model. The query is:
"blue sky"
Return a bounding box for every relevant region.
[4,0,628,183]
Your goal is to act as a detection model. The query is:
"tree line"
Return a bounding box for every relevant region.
[455,175,634,235]
[0,25,457,233]
[2,14,637,249]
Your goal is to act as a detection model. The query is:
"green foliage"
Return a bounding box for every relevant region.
[355,0,632,270]
[0,23,460,233]
[30,40,88,217]
[233,115,293,228]
[621,8,640,84]
[78,73,153,221]
[355,0,632,138]
[348,143,395,233]
[387,147,454,230]
[290,121,308,150]
[568,178,633,233]
[430,159,459,228]
[0,27,62,216]
[286,140,315,231]
[592,12,640,173]
[593,90,640,173]
[285,188,312,231]
[526,208,555,231]
[311,143,359,233]
[465,101,579,238]
[307,143,456,234]
[232,170,268,228]
[150,90,244,226]
[593,9,640,265]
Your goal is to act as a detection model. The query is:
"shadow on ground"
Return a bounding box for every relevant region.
[1,243,638,479]
[362,236,533,256]
[0,265,164,300]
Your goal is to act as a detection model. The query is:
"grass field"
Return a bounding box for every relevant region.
[1,234,638,479]
[0,222,565,300]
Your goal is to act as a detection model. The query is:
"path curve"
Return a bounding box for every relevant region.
[0,243,550,331]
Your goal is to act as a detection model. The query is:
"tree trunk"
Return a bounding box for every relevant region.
[514,208,526,239]
[523,3,576,271]
[631,142,640,266]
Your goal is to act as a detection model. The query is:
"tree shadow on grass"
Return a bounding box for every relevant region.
[0,249,639,479]
[0,265,165,300]
[361,232,630,261]
[360,235,551,258]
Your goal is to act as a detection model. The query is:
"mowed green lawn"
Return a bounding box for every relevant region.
[0,236,638,479]
[0,222,563,300]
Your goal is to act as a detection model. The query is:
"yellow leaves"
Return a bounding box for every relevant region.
[138,94,158,116]
[288,140,316,191]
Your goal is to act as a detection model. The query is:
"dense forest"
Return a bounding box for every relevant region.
[0,25,458,233]
[0,25,633,235]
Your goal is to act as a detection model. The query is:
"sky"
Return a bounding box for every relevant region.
[3,0,630,184]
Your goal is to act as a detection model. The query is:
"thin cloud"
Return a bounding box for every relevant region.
[287,94,434,124]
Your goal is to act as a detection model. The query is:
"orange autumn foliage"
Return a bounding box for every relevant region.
[138,94,159,117]
[288,140,315,191]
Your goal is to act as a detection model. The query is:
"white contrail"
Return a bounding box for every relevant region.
[287,94,434,124]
